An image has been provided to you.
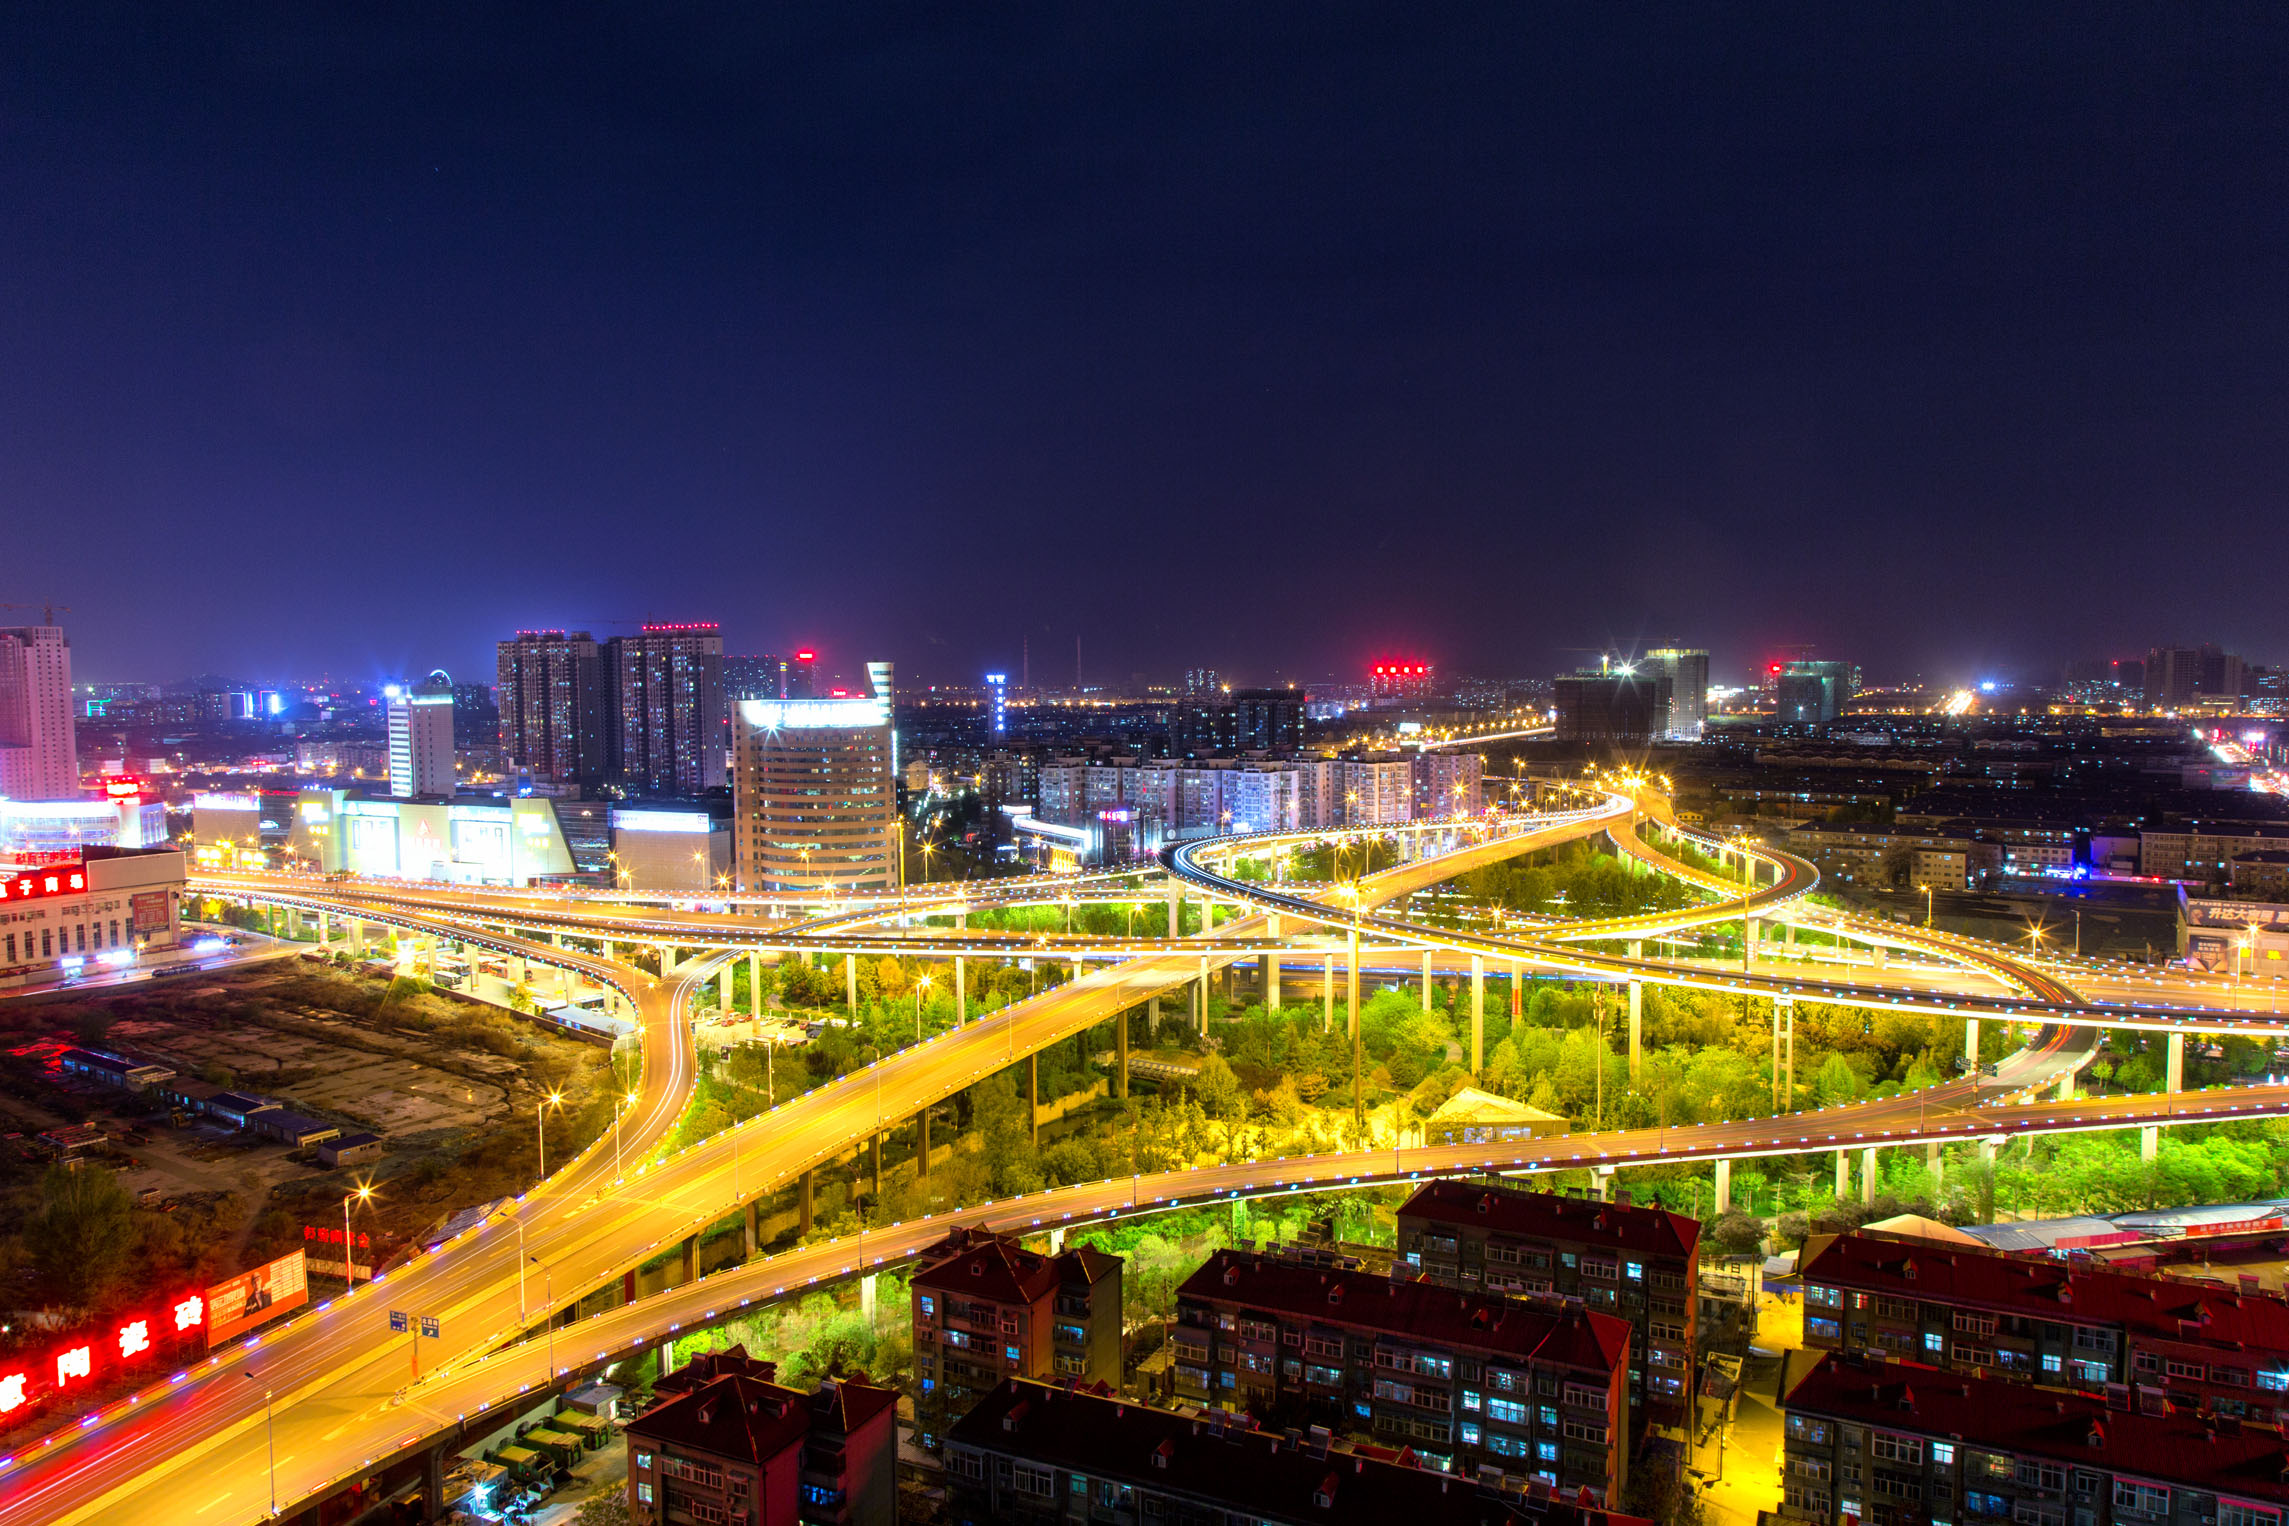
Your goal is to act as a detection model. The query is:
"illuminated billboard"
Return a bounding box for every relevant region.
[207,1249,308,1346]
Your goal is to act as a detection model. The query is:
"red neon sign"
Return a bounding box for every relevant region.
[117,1320,150,1358]
[56,1346,91,1384]
[795,650,815,662]
[0,866,87,902]
[0,1373,24,1413]
[174,1294,204,1331]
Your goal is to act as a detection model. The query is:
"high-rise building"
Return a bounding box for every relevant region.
[1411,748,1484,818]
[496,631,605,785]
[1369,661,1434,702]
[1230,688,1306,751]
[0,623,77,801]
[606,623,726,796]
[733,660,898,894]
[1774,660,1856,725]
[1183,666,1219,697]
[984,672,1008,735]
[723,652,783,701]
[2144,643,2243,709]
[384,670,456,799]
[786,649,817,699]
[1644,647,1710,738]
[1554,669,1670,743]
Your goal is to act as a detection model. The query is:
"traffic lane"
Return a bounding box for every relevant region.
[0,955,706,1522]
[221,1071,2289,1526]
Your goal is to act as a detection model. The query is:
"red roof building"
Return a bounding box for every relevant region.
[1175,1247,1632,1501]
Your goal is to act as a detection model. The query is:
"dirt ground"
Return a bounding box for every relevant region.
[0,957,614,1274]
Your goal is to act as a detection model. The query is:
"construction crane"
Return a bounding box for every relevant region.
[0,601,70,626]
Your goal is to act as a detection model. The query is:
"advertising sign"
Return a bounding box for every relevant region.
[131,891,170,934]
[207,1249,308,1347]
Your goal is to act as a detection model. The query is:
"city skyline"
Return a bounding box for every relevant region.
[8,9,2289,685]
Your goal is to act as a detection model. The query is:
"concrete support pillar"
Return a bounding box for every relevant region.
[1745,917,1759,967]
[1346,931,1361,1038]
[423,1442,446,1520]
[1772,1000,1785,1109]
[1926,1140,1942,1186]
[1267,913,1281,941]
[1861,1146,1878,1206]
[1197,956,1210,1034]
[2056,1071,2074,1101]
[1593,1166,1613,1202]
[1029,1054,1040,1145]
[1264,952,1279,1010]
[1349,927,1364,1124]
[680,1234,698,1284]
[871,1132,882,1198]
[1168,885,1180,939]
[1421,949,1434,1011]
[1783,997,1795,1104]
[1876,942,1888,969]
[1512,961,1524,1018]
[1117,1005,1130,1099]
[861,1272,878,1327]
[749,951,763,1018]
[1835,1151,1850,1198]
[954,956,966,1025]
[600,937,615,964]
[657,1338,676,1377]
[1470,955,1485,1073]
[1626,939,1644,1081]
[1965,1018,1981,1072]
[1322,956,1335,1032]
[2166,1032,2184,1094]
[918,1111,931,1178]
[798,1169,814,1235]
[1714,1158,1732,1214]
[2140,1126,2159,1163]
[743,1200,760,1258]
[1977,1137,1998,1167]
[845,953,858,1017]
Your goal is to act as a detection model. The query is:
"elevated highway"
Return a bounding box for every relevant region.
[8,790,2276,1523]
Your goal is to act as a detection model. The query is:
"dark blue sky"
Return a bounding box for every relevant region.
[5,5,2286,690]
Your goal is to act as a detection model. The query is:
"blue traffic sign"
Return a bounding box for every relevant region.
[388,1310,407,1333]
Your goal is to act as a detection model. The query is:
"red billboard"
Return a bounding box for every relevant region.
[207,1249,308,1346]
[131,890,171,933]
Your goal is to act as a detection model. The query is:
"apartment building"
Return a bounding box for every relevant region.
[947,1377,1652,1526]
[1413,750,1486,820]
[911,1227,1123,1447]
[1172,1249,1631,1499]
[1785,822,2005,890]
[1394,1182,1700,1434]
[1340,753,1416,826]
[1778,1350,2289,1526]
[1800,1233,2289,1422]
[2140,823,2289,884]
[626,1365,897,1526]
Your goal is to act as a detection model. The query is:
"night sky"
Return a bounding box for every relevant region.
[5,6,2286,690]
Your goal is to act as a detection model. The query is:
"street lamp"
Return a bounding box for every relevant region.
[535,1090,564,1183]
[342,1181,375,1285]
[1918,884,1934,928]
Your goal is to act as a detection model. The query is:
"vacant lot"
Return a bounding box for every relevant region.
[0,959,615,1297]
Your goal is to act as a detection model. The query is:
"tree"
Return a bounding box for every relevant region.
[28,1163,138,1306]
[1707,1209,1767,1258]
[1186,1055,1246,1122]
